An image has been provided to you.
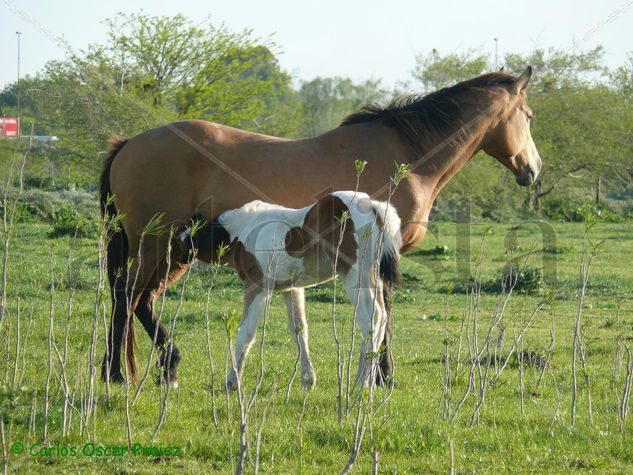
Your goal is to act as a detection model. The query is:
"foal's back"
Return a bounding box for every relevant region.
[213,191,401,290]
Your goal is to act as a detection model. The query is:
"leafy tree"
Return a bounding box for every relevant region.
[503,47,629,211]
[608,55,633,190]
[0,12,300,185]
[298,77,386,137]
[412,49,490,92]
[504,47,606,91]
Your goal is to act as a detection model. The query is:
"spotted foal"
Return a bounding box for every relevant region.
[180,191,402,390]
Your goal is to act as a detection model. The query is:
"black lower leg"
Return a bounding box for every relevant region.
[102,292,127,383]
[135,290,181,385]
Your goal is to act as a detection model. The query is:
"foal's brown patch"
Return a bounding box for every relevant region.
[230,240,263,288]
[284,195,357,273]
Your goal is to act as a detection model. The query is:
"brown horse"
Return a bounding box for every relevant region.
[99,67,541,387]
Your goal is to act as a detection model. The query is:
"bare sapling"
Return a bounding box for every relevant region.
[0,126,32,329]
[202,243,230,425]
[342,163,410,474]
[86,204,112,436]
[448,235,547,426]
[436,283,454,422]
[617,346,633,430]
[535,310,556,392]
[329,159,366,422]
[571,217,601,427]
[133,228,174,403]
[43,244,56,441]
[153,227,195,437]
[1,415,7,475]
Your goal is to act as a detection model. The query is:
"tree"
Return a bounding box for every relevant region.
[412,49,490,92]
[503,47,629,211]
[298,77,386,137]
[414,47,633,218]
[504,46,606,92]
[0,12,300,185]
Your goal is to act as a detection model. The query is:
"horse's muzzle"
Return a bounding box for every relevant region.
[516,159,541,187]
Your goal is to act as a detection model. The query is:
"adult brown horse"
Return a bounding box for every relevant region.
[100,67,541,387]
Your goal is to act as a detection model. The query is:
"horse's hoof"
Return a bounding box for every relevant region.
[107,372,125,384]
[101,363,125,384]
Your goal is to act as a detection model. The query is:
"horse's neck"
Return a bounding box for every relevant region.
[418,101,500,201]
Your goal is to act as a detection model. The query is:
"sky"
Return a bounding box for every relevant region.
[0,0,632,90]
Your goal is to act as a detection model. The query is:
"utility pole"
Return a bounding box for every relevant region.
[16,31,22,138]
[494,37,499,69]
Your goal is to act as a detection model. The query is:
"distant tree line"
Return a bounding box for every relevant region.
[1,12,632,221]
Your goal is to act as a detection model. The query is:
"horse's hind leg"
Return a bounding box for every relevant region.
[134,257,188,388]
[102,278,129,383]
[283,288,316,390]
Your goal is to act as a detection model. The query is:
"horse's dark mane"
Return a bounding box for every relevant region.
[339,72,516,153]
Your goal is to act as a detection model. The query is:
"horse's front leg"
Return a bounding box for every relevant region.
[283,288,316,390]
[226,286,271,391]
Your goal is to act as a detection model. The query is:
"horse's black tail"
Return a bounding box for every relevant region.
[100,136,137,381]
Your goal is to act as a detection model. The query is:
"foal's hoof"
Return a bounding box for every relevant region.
[225,368,240,392]
[301,371,317,391]
[375,372,395,388]
[156,374,179,390]
[225,378,238,392]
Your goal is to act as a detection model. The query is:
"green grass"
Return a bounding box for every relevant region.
[1,220,633,473]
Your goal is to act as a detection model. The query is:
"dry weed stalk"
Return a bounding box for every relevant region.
[0,128,32,328]
[571,220,601,427]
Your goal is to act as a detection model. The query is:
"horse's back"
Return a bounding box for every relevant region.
[108,120,291,236]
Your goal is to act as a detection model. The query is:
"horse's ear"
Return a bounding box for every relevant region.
[513,66,532,93]
[498,66,504,72]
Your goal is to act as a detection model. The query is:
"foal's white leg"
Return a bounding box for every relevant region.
[283,288,316,390]
[344,274,388,387]
[226,286,271,391]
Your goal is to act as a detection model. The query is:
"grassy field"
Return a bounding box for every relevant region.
[1,219,632,473]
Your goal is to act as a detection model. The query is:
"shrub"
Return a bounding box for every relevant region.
[414,244,456,261]
[543,198,621,223]
[49,203,99,239]
[491,261,544,295]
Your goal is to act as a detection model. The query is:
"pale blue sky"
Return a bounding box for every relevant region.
[1,0,632,90]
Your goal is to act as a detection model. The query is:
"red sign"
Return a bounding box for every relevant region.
[0,118,19,138]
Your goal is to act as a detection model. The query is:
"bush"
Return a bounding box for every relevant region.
[0,201,37,224]
[452,262,544,295]
[414,244,455,260]
[491,262,544,295]
[543,198,621,223]
[49,203,99,239]
[22,174,57,191]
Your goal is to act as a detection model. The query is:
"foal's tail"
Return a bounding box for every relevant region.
[100,135,137,381]
[374,201,402,288]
